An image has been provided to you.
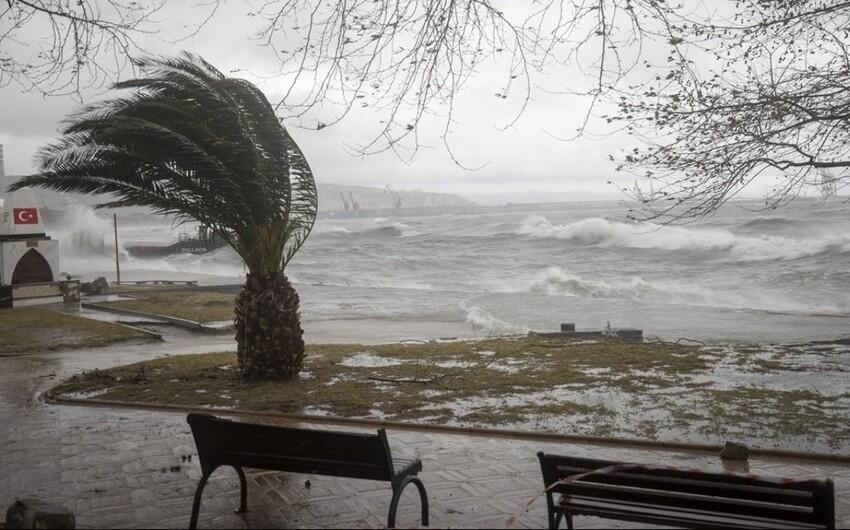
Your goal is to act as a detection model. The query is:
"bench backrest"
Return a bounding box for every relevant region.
[538,452,835,528]
[188,414,394,481]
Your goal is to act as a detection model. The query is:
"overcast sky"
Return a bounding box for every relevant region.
[0,1,791,203]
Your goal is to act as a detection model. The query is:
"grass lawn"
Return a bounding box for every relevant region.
[50,336,850,452]
[98,289,236,323]
[0,307,154,354]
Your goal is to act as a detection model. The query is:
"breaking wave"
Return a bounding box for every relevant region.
[463,304,527,336]
[525,266,850,315]
[161,246,247,277]
[526,266,703,304]
[517,215,849,261]
[360,222,422,238]
[738,217,801,231]
[312,224,352,235]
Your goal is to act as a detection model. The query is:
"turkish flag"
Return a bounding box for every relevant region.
[13,208,38,224]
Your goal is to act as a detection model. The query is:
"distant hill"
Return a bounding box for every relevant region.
[1,176,475,215]
[317,182,474,212]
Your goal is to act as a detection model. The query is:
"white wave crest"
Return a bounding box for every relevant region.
[528,266,667,299]
[463,304,527,336]
[362,222,421,238]
[312,224,351,235]
[163,246,247,277]
[517,215,848,261]
[526,266,850,315]
[390,222,422,237]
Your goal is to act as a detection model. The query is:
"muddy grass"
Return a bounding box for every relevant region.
[97,289,236,323]
[52,336,850,452]
[0,307,154,354]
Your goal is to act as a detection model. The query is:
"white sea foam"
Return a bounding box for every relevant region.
[524,265,850,315]
[463,304,527,336]
[162,246,246,277]
[312,224,351,235]
[378,222,421,237]
[527,266,667,300]
[517,215,849,261]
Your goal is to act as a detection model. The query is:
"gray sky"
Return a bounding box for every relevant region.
[0,1,787,203]
[0,1,643,202]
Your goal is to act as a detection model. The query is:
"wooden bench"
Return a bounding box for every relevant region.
[187,413,429,529]
[537,452,835,529]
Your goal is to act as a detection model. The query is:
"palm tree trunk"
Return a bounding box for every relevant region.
[235,272,305,380]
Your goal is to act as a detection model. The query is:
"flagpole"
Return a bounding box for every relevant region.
[113,213,121,285]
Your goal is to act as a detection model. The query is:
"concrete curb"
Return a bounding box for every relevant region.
[111,322,164,341]
[42,391,850,465]
[81,302,233,334]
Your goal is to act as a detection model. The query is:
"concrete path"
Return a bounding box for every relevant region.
[1,328,848,528]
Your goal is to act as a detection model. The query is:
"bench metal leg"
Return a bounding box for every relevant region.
[549,510,570,529]
[387,476,429,528]
[189,472,211,530]
[234,466,248,514]
[189,466,246,529]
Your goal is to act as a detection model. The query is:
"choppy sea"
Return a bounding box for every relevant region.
[55,197,850,344]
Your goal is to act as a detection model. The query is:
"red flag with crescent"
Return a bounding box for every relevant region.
[13,208,38,224]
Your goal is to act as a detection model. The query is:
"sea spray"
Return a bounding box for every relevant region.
[56,205,128,260]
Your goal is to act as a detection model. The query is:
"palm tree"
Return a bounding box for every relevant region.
[9,53,317,380]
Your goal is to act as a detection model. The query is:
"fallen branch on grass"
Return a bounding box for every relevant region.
[367,371,465,385]
[368,376,433,384]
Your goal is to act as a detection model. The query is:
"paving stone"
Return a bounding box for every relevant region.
[1,345,848,529]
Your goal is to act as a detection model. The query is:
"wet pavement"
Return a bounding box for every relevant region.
[1,327,849,528]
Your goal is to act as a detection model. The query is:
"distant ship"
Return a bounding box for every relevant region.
[126,225,228,258]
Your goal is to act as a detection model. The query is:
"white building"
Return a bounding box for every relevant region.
[0,189,60,287]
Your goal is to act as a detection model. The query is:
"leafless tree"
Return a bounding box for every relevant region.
[610,0,850,220]
[7,1,847,219]
[251,0,683,162]
[1,0,219,97]
[252,0,850,216]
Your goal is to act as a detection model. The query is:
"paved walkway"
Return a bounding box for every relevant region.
[1,327,849,528]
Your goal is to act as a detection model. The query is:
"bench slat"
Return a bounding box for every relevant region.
[557,483,817,525]
[546,456,825,491]
[538,452,834,530]
[217,451,391,481]
[558,499,828,530]
[553,465,815,506]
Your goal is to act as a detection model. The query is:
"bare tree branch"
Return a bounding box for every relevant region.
[610,0,850,221]
[250,0,682,160]
[0,0,219,98]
